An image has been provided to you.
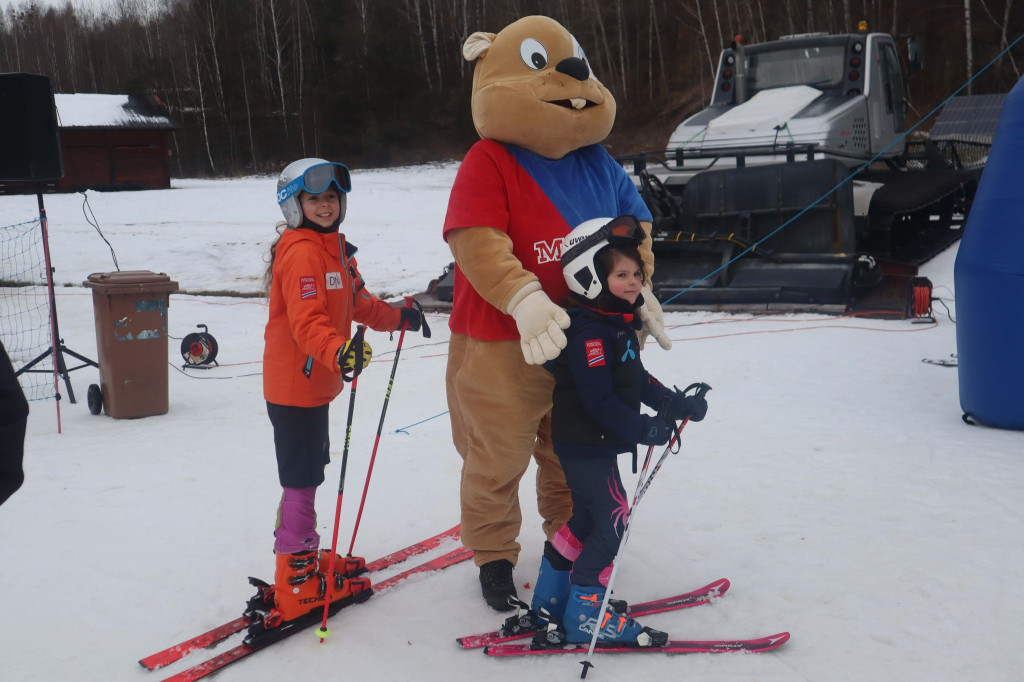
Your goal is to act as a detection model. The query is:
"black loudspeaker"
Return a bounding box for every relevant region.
[0,73,64,182]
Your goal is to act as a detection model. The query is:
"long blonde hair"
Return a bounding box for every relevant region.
[263,221,288,296]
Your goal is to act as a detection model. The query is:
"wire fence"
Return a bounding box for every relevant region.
[0,217,56,402]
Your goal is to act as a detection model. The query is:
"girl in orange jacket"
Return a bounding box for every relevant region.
[261,158,426,625]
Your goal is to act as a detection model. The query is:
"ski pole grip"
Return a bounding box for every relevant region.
[683,381,712,399]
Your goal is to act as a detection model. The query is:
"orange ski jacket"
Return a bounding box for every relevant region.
[263,227,401,407]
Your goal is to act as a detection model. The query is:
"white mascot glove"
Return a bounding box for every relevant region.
[506,282,570,365]
[638,285,672,350]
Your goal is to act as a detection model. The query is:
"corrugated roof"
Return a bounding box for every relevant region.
[929,94,1007,144]
[54,93,178,129]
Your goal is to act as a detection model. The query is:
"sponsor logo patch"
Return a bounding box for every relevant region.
[299,276,318,299]
[326,271,343,290]
[585,339,606,367]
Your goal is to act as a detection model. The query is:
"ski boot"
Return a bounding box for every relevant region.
[317,550,367,578]
[256,551,372,633]
[562,584,667,647]
[479,559,517,612]
[531,541,573,625]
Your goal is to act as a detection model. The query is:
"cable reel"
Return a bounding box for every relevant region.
[181,324,219,368]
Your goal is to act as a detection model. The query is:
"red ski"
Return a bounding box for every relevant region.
[457,578,730,649]
[483,631,790,656]
[140,524,461,672]
[160,546,473,682]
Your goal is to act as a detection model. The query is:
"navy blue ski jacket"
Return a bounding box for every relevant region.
[547,306,670,458]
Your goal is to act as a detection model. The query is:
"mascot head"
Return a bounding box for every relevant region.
[463,15,616,160]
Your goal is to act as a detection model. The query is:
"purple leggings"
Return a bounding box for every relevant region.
[274,486,319,554]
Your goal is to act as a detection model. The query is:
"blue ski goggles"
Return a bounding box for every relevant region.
[561,214,644,265]
[277,162,352,205]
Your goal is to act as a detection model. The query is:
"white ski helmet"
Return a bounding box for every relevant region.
[276,158,352,228]
[561,215,645,299]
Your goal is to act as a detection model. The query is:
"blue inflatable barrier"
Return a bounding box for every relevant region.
[954,77,1024,429]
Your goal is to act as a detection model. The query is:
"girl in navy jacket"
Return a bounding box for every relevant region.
[526,216,708,647]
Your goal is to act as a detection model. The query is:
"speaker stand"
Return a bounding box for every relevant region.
[15,191,97,407]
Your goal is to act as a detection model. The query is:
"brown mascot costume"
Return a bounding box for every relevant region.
[442,15,672,612]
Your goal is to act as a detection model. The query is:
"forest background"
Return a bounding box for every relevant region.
[1,0,1021,177]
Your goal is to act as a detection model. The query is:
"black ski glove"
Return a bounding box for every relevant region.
[638,415,673,446]
[399,301,431,338]
[668,384,710,423]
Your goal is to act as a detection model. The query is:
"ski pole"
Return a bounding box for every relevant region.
[316,325,367,643]
[579,422,683,678]
[580,383,710,678]
[347,297,430,555]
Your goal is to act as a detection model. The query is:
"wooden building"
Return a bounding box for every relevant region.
[0,93,178,194]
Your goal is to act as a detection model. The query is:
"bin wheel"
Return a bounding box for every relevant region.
[87,384,103,415]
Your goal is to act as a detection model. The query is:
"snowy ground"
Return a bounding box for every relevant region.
[2,169,1023,682]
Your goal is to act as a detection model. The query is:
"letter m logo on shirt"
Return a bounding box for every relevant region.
[533,239,564,265]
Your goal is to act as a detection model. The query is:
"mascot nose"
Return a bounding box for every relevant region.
[555,57,590,82]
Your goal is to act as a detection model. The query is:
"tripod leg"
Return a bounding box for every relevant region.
[61,347,99,369]
[53,344,76,404]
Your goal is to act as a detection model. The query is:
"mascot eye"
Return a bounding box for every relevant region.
[519,38,549,70]
[571,35,592,78]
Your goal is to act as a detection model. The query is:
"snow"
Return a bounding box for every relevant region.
[2,166,1023,682]
[704,85,823,134]
[54,94,175,129]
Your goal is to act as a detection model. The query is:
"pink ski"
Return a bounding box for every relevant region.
[458,578,730,649]
[140,524,461,671]
[483,631,790,656]
[158,546,473,681]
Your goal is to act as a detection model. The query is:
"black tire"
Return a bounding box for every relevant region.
[87,384,102,415]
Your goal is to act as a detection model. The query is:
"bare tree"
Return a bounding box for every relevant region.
[267,0,290,131]
[965,0,974,94]
[978,0,1020,78]
[188,37,217,174]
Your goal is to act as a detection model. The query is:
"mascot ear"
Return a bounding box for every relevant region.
[463,31,496,61]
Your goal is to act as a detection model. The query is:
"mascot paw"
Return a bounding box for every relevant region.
[511,288,570,364]
[638,285,672,351]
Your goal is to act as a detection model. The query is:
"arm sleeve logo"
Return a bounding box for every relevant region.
[299,276,318,299]
[585,338,606,367]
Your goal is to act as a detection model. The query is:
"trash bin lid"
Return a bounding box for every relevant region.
[83,270,179,293]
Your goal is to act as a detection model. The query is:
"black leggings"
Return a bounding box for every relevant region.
[266,401,330,488]
[558,454,629,587]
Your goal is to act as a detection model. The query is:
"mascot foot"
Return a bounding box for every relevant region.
[479,559,517,611]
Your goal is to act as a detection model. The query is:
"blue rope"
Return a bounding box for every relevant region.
[394,410,449,434]
[662,32,1024,305]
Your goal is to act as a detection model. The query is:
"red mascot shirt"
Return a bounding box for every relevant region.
[443,139,651,340]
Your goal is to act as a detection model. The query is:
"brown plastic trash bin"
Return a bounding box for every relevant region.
[82,270,179,419]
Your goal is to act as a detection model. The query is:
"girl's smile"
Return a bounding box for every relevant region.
[606,252,643,304]
[301,190,341,228]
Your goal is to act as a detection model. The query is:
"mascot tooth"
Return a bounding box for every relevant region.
[441,15,671,612]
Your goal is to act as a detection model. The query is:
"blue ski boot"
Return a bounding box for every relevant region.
[531,541,573,624]
[562,584,668,646]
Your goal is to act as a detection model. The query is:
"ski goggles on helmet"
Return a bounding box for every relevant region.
[561,214,644,265]
[276,162,352,205]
